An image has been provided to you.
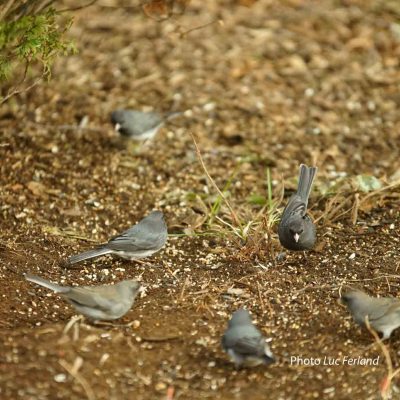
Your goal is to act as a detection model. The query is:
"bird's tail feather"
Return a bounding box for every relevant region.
[25,273,67,293]
[263,354,275,365]
[297,164,318,204]
[67,247,112,265]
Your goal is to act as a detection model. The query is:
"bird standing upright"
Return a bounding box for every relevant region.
[278,164,318,251]
[221,308,275,368]
[66,211,168,265]
[25,273,141,321]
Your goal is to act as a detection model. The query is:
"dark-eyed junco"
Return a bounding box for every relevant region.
[341,289,400,339]
[67,211,168,265]
[110,109,181,141]
[278,164,317,251]
[25,273,141,320]
[221,308,275,368]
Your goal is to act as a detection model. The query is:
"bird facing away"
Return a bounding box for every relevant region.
[25,273,141,321]
[110,109,181,141]
[278,164,318,251]
[341,289,400,339]
[67,211,168,265]
[221,309,275,368]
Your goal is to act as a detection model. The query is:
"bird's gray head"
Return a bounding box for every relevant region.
[129,280,141,292]
[142,211,166,230]
[119,280,141,294]
[228,309,253,327]
[341,289,368,307]
[287,216,306,243]
[111,110,123,120]
[127,281,141,298]
[147,211,164,220]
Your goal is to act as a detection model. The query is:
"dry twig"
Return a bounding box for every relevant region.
[179,276,190,302]
[351,193,360,225]
[179,19,220,37]
[59,358,96,400]
[364,317,400,399]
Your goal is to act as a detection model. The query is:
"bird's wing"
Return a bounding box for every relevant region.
[66,287,117,311]
[232,336,264,357]
[125,111,163,135]
[368,299,400,321]
[107,231,163,252]
[107,221,166,252]
[283,194,307,218]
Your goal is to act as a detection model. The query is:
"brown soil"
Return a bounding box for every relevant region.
[1,1,400,399]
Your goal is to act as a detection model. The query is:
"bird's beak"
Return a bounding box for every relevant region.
[294,233,300,243]
[114,123,121,132]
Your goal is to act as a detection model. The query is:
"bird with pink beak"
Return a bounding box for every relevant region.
[278,164,317,251]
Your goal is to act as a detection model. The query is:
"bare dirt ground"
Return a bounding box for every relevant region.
[1,1,400,399]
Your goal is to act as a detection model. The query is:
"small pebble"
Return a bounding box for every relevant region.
[54,373,67,383]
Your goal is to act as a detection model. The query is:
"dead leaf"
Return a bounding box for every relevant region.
[142,0,172,21]
[10,183,23,192]
[27,181,48,198]
[237,0,258,7]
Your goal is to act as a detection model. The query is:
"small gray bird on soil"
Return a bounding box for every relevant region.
[221,309,275,368]
[278,164,318,251]
[25,274,141,321]
[341,289,400,339]
[110,109,181,141]
[66,211,168,265]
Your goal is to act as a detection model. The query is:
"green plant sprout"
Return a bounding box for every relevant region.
[0,3,77,103]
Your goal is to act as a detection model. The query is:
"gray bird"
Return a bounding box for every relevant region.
[110,109,181,141]
[278,164,318,251]
[25,273,141,321]
[221,309,275,368]
[341,289,400,339]
[67,211,168,265]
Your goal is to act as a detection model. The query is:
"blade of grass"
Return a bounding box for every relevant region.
[190,132,243,232]
[208,164,240,226]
